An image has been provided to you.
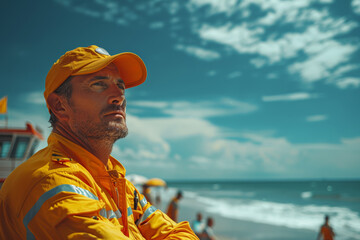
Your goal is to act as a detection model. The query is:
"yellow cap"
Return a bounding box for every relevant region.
[44,45,147,103]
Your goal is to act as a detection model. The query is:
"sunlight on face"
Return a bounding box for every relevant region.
[67,64,128,142]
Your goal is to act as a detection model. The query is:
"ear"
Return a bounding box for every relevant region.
[47,92,70,122]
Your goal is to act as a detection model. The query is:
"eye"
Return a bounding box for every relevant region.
[117,83,125,90]
[90,81,107,90]
[92,81,106,86]
[115,79,125,90]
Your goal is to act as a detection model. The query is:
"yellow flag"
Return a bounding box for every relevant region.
[0,96,7,114]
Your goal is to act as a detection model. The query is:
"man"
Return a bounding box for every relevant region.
[317,215,336,240]
[0,45,198,239]
[167,190,183,222]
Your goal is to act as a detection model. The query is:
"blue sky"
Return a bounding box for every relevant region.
[1,0,359,180]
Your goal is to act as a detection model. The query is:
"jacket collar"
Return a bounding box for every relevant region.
[48,132,126,178]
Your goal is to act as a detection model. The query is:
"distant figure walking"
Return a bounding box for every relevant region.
[191,212,205,237]
[317,215,335,240]
[199,217,216,240]
[166,190,183,222]
[155,194,162,209]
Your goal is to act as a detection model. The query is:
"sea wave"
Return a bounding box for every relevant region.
[187,192,360,240]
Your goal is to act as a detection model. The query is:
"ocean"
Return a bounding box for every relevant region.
[163,180,360,240]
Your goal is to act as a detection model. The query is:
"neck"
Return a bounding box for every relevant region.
[53,125,113,166]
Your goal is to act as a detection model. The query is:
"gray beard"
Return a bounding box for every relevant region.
[74,120,128,144]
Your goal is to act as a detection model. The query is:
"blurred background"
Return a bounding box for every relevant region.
[1,0,359,239]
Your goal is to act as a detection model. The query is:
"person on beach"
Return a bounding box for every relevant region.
[166,190,183,222]
[155,193,162,209]
[142,184,153,204]
[0,45,198,239]
[199,217,216,240]
[191,212,205,237]
[317,215,336,240]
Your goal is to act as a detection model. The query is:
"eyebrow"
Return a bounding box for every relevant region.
[89,76,125,85]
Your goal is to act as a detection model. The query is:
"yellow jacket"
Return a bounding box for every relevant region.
[0,133,198,239]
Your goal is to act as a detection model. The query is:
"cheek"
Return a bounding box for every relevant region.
[69,90,108,118]
[70,100,102,118]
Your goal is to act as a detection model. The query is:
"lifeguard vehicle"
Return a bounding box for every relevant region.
[0,123,44,183]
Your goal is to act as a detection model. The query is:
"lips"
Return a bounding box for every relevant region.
[104,110,125,119]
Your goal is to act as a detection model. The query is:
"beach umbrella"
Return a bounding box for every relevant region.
[145,178,166,187]
[126,174,148,185]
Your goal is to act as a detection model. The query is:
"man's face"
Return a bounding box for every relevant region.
[65,64,128,142]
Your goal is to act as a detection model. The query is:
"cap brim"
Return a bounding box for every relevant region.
[72,52,147,89]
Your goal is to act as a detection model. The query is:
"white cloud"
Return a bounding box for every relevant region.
[335,77,360,89]
[73,6,101,18]
[240,0,312,24]
[196,135,300,173]
[189,155,211,164]
[198,19,357,70]
[131,101,168,109]
[113,111,303,174]
[119,113,360,178]
[262,92,319,102]
[149,21,164,29]
[53,0,359,88]
[111,113,220,168]
[136,117,218,139]
[258,12,279,25]
[24,91,45,105]
[198,23,264,55]
[114,114,171,162]
[55,0,138,25]
[198,20,357,75]
[250,58,267,68]
[331,64,359,78]
[207,70,217,76]
[132,98,258,118]
[306,115,328,122]
[352,0,360,15]
[167,1,181,15]
[187,0,239,16]
[267,73,277,79]
[297,138,360,176]
[289,41,357,83]
[175,44,220,61]
[192,1,358,88]
[228,71,242,79]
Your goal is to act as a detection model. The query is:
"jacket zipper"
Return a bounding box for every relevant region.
[113,180,120,207]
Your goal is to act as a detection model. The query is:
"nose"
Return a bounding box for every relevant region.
[108,84,126,107]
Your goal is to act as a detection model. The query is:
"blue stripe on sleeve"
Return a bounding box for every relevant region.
[142,206,157,221]
[23,184,98,239]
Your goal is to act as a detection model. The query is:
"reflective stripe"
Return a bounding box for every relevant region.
[100,208,107,218]
[99,209,122,219]
[127,207,133,216]
[140,197,147,208]
[107,210,117,219]
[142,206,157,221]
[135,206,157,226]
[114,209,122,218]
[23,184,98,240]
